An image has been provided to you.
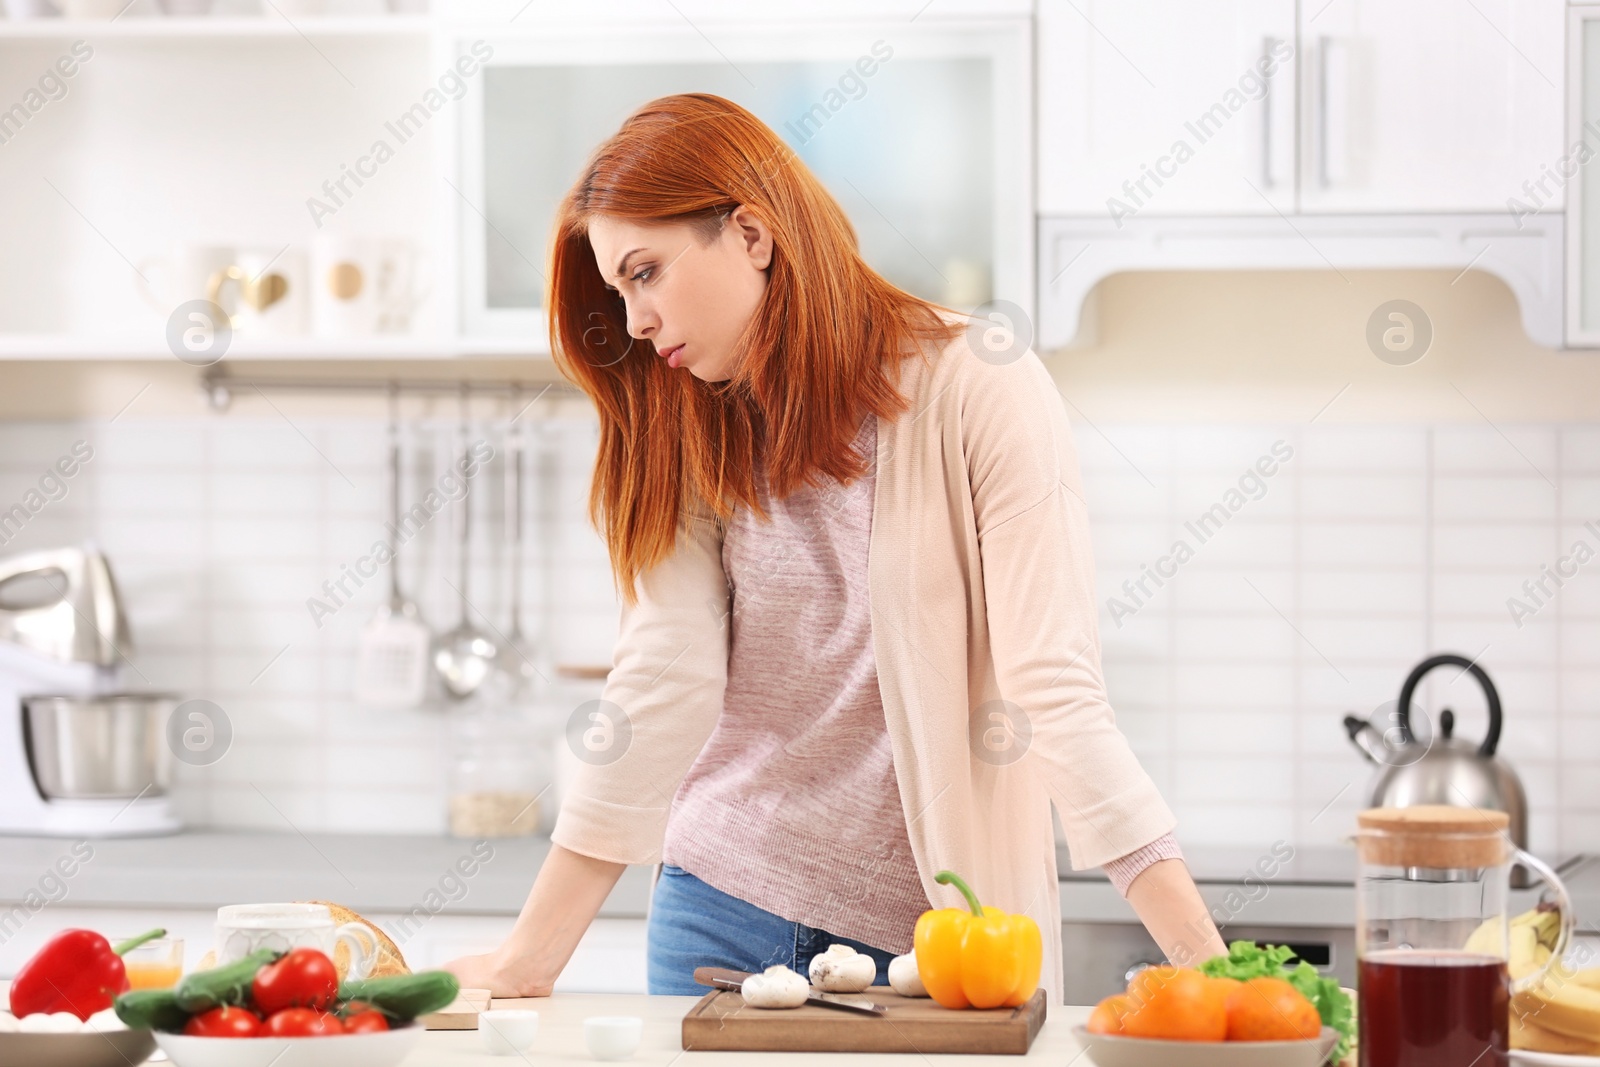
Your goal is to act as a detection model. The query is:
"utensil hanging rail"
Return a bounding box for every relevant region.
[197,371,583,411]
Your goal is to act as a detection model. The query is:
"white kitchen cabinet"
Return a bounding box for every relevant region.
[0,0,1029,360]
[1036,0,1570,349]
[1037,0,1297,217]
[1039,0,1563,217]
[445,15,1032,344]
[1299,0,1564,214]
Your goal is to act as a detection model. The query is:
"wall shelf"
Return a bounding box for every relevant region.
[0,15,432,38]
[0,334,547,360]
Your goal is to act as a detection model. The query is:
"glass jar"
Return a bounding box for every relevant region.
[447,698,548,839]
[1354,805,1573,1067]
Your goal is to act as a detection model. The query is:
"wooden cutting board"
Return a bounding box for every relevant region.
[420,987,490,1029]
[681,969,1047,1054]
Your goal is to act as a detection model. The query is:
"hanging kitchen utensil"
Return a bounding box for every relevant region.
[432,386,500,701]
[500,386,541,700]
[354,384,432,708]
[1343,652,1529,851]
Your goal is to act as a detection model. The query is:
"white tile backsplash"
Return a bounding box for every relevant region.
[1082,423,1599,853]
[1,416,1597,861]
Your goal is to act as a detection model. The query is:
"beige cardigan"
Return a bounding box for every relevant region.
[550,315,1178,1005]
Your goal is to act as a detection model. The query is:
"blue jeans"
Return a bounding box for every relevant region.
[646,863,902,995]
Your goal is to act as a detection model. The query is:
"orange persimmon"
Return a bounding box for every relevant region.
[1119,966,1228,1042]
[1224,977,1322,1041]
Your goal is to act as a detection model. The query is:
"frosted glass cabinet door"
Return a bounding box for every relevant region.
[451,22,1031,342]
[1569,8,1600,345]
[1037,0,1298,217]
[1299,0,1563,213]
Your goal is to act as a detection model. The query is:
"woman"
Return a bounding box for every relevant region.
[445,93,1225,1004]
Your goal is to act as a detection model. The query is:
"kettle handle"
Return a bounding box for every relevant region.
[1396,652,1502,758]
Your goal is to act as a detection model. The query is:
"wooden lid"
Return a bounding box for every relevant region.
[1356,805,1511,868]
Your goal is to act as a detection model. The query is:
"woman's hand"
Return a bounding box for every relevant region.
[440,843,628,1000]
[441,946,554,998]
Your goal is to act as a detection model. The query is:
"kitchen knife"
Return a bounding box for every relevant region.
[692,966,889,1016]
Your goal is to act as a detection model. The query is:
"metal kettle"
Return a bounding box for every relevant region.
[1343,652,1529,851]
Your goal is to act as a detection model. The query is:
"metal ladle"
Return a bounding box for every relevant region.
[500,386,542,698]
[432,386,500,700]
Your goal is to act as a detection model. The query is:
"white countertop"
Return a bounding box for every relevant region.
[366,992,1090,1065]
[0,980,1092,1065]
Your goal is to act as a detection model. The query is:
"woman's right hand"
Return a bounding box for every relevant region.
[441,945,554,998]
[442,843,628,1000]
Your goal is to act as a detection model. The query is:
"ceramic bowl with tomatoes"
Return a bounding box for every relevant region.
[155,1023,423,1067]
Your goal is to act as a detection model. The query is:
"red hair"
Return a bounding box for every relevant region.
[548,92,964,604]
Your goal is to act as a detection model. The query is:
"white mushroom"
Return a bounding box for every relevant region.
[809,944,876,993]
[741,965,810,1009]
[0,1012,18,1033]
[87,1007,126,1031]
[19,1011,83,1033]
[887,952,928,997]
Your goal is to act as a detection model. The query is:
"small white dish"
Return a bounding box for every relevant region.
[584,1015,643,1061]
[479,1010,540,1056]
[59,0,123,17]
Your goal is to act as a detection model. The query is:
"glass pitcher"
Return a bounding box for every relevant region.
[1354,805,1573,1067]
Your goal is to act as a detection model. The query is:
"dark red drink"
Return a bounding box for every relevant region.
[1359,950,1508,1067]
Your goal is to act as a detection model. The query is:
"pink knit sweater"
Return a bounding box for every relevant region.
[659,413,1179,955]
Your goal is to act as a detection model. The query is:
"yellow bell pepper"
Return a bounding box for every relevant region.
[913,869,1042,1009]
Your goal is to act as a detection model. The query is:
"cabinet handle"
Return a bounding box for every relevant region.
[1260,36,1281,189]
[1316,35,1349,189]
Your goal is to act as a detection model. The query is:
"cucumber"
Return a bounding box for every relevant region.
[337,971,460,1021]
[113,988,189,1033]
[172,948,282,1013]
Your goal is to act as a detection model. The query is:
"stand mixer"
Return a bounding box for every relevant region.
[0,544,181,836]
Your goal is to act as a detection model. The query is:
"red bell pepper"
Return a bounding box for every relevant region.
[7,927,166,1020]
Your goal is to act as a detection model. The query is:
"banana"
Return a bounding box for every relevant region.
[1513,979,1600,1041]
[1462,907,1562,959]
[1511,1008,1600,1054]
[1572,969,1600,992]
[1528,908,1562,951]
[1509,925,1541,981]
[1463,915,1502,956]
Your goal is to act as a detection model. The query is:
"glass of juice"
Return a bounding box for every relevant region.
[1354,806,1573,1067]
[119,935,184,990]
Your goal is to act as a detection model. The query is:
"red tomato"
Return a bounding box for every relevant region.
[182,1006,260,1038]
[261,1007,345,1037]
[251,948,339,1013]
[343,1010,390,1034]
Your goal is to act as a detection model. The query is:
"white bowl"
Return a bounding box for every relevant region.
[478,1009,539,1056]
[584,1015,643,1061]
[1071,1025,1341,1067]
[0,1030,156,1067]
[154,1024,422,1067]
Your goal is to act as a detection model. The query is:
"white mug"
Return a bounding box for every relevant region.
[216,903,378,980]
[136,244,237,314]
[311,234,429,337]
[205,246,309,337]
[137,244,309,337]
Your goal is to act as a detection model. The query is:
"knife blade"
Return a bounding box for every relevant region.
[692,966,889,1016]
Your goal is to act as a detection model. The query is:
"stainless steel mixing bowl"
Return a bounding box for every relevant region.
[23,693,179,799]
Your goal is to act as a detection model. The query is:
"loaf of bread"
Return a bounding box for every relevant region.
[306,900,411,979]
